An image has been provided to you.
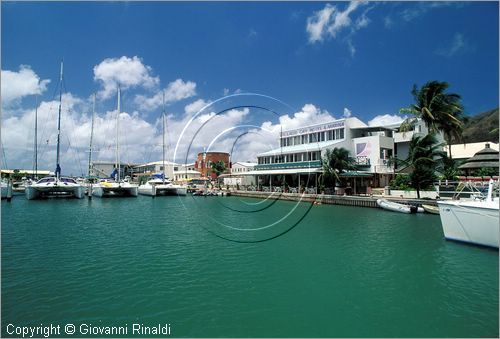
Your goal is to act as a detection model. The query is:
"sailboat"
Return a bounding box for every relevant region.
[25,62,84,200]
[138,92,186,196]
[92,88,138,197]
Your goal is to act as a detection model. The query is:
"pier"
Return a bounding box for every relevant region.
[231,190,437,208]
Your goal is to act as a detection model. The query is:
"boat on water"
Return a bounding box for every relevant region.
[377,198,424,214]
[137,94,186,197]
[25,62,84,200]
[92,177,138,197]
[1,180,11,199]
[437,180,499,248]
[138,175,187,196]
[26,177,85,199]
[92,88,138,198]
[422,204,440,214]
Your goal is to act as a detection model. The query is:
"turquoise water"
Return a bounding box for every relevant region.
[2,195,498,337]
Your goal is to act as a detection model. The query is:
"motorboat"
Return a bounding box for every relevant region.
[437,180,499,248]
[26,176,85,199]
[377,198,424,214]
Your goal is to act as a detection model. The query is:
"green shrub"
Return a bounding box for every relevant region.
[390,174,411,190]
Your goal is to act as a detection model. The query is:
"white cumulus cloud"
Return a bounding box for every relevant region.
[367,114,404,127]
[184,99,211,115]
[306,1,368,43]
[134,79,197,111]
[93,56,160,100]
[1,65,50,107]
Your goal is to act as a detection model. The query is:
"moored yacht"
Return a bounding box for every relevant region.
[137,92,186,197]
[25,62,84,200]
[92,177,138,197]
[26,177,85,199]
[437,180,499,248]
[138,175,187,196]
[92,87,138,198]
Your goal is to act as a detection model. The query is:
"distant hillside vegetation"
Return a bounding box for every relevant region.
[462,107,499,143]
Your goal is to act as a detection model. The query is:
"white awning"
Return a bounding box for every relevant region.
[240,167,322,175]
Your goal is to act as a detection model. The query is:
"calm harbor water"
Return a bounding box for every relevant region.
[2,195,498,337]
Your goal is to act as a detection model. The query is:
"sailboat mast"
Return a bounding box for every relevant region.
[88,94,95,179]
[116,87,121,182]
[55,61,64,180]
[34,95,38,180]
[162,91,166,184]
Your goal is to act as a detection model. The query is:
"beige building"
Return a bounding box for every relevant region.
[445,141,499,161]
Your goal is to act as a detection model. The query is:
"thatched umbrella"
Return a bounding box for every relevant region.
[459,143,499,175]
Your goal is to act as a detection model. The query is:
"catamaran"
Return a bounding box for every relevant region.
[92,88,138,198]
[138,92,187,197]
[25,62,84,200]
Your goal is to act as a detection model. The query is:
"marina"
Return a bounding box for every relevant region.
[1,2,499,338]
[1,194,498,337]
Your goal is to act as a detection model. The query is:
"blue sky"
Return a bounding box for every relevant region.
[1,1,499,175]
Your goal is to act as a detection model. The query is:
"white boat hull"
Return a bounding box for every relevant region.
[437,199,499,248]
[92,183,138,197]
[25,183,85,200]
[138,183,187,196]
[1,184,8,199]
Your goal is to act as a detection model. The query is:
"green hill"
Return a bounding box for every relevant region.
[462,107,499,143]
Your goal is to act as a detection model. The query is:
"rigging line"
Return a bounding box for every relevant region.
[37,62,62,157]
[64,105,85,175]
[33,95,39,178]
[1,138,8,169]
[66,109,83,178]
[64,133,84,177]
[164,112,173,163]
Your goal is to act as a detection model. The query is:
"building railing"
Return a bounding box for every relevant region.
[254,160,322,171]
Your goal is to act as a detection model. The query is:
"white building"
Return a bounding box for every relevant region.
[242,117,428,194]
[222,162,257,186]
[231,162,257,174]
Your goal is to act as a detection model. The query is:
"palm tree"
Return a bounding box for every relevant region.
[321,148,355,187]
[393,133,446,199]
[400,80,465,158]
[211,160,226,178]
